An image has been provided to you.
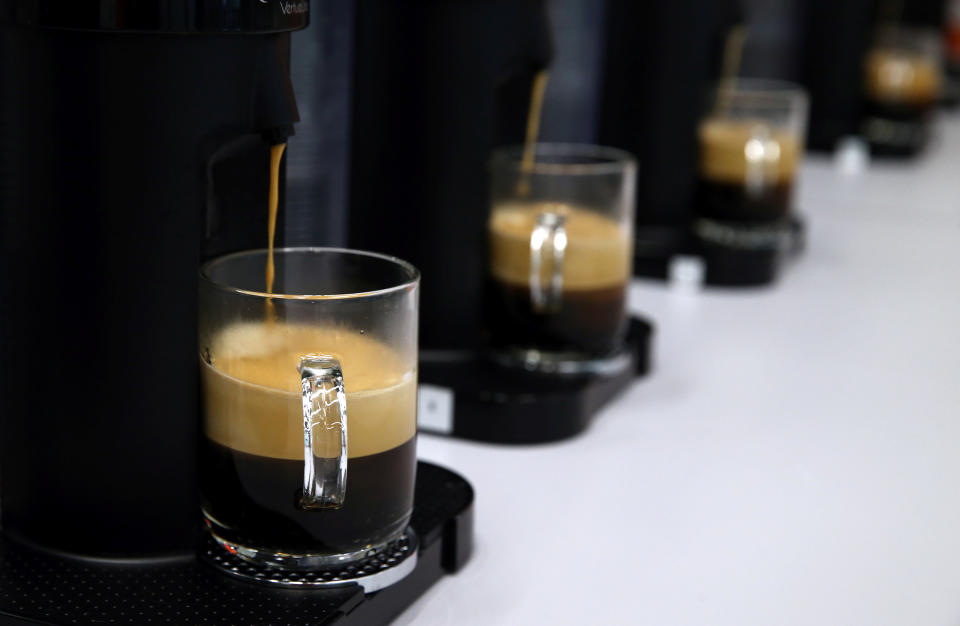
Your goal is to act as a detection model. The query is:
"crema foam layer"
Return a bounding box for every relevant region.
[865,49,941,105]
[699,118,800,185]
[488,202,630,290]
[203,323,416,460]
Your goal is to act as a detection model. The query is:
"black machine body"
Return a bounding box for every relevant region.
[0,0,304,560]
[596,0,742,281]
[597,0,810,287]
[347,0,553,356]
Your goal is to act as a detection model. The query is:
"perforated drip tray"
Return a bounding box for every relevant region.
[203,528,419,592]
[0,461,474,626]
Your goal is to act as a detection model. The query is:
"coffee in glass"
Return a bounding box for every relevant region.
[693,80,808,252]
[487,144,636,373]
[696,118,800,223]
[199,248,419,586]
[201,324,416,555]
[862,27,942,155]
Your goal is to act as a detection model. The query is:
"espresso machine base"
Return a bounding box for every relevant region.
[0,462,473,626]
[417,317,653,444]
[862,121,933,158]
[634,215,806,287]
[697,215,807,288]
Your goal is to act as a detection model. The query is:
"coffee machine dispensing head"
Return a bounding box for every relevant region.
[0,0,306,560]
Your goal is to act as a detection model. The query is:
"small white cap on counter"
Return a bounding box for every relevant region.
[835,135,870,176]
[668,255,705,293]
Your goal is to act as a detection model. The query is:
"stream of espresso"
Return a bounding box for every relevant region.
[265,143,286,318]
[517,70,549,197]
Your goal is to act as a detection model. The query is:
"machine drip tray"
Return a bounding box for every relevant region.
[417,316,654,444]
[0,462,474,626]
[695,215,806,287]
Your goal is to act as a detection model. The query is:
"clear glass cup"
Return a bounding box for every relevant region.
[862,26,943,154]
[865,26,942,109]
[695,79,809,229]
[486,143,637,375]
[198,248,419,582]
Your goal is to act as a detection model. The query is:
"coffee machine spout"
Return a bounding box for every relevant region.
[262,124,296,146]
[255,38,300,145]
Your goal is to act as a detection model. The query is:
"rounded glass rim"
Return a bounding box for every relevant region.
[872,24,943,49]
[713,78,809,103]
[199,246,420,301]
[490,143,637,177]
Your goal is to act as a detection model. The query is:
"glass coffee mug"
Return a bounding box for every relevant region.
[695,79,808,226]
[486,144,636,374]
[862,26,943,155]
[198,248,419,589]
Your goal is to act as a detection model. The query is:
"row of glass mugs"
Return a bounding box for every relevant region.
[198,78,811,582]
[196,156,638,582]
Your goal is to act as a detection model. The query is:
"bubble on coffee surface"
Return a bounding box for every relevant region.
[488,202,631,290]
[698,118,800,186]
[865,49,941,105]
[203,323,416,460]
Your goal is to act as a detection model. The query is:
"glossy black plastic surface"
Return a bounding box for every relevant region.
[2,0,309,33]
[0,25,298,559]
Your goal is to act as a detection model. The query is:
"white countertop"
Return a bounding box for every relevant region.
[400,116,960,626]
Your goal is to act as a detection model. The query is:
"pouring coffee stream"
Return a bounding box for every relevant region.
[262,69,549,331]
[517,70,549,197]
[266,142,287,319]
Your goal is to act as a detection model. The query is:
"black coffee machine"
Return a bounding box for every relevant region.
[349,0,553,356]
[799,0,878,153]
[596,0,750,283]
[347,0,652,444]
[801,0,949,157]
[0,3,473,623]
[0,0,303,562]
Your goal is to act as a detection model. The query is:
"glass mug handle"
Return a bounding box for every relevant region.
[298,355,348,510]
[744,123,779,196]
[529,211,567,313]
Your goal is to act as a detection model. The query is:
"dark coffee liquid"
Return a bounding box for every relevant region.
[487,202,630,360]
[861,99,934,156]
[865,99,936,122]
[696,119,799,224]
[862,48,940,154]
[695,179,792,223]
[487,280,627,356]
[201,437,416,554]
[201,323,417,556]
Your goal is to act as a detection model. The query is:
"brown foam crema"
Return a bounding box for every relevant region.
[489,202,630,290]
[865,49,941,105]
[698,118,800,186]
[203,323,416,460]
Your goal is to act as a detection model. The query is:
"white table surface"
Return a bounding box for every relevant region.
[398,116,960,626]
